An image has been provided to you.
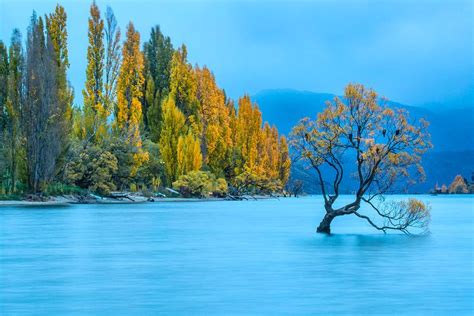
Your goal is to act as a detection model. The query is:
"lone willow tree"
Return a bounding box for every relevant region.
[291,83,432,235]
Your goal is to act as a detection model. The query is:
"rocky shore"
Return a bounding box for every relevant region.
[0,193,282,207]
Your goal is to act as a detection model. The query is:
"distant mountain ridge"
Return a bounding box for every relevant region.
[251,89,474,193]
[252,89,474,152]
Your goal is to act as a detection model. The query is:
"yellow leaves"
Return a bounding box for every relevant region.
[235,96,260,169]
[160,96,185,183]
[290,82,432,196]
[382,108,394,117]
[46,4,69,68]
[160,95,203,184]
[279,136,291,184]
[169,45,198,117]
[387,153,400,164]
[228,95,290,188]
[116,22,144,138]
[173,171,228,198]
[448,175,469,193]
[363,138,375,147]
[194,65,232,175]
[83,1,106,143]
[5,100,17,120]
[177,132,202,178]
[113,22,147,175]
[196,66,225,126]
[416,163,426,182]
[130,150,149,177]
[407,198,429,215]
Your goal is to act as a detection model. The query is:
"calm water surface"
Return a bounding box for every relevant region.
[1,195,473,315]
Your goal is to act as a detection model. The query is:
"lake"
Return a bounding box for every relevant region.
[0,195,473,315]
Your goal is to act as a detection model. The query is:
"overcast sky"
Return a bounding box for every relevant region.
[1,0,472,107]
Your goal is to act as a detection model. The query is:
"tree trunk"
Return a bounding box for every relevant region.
[317,212,336,234]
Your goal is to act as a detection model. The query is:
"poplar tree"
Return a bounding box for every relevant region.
[159,96,185,184]
[0,42,7,130]
[115,22,148,175]
[195,66,231,177]
[169,45,200,134]
[0,41,9,191]
[278,136,291,185]
[158,94,203,185]
[4,30,24,193]
[143,25,174,139]
[83,1,106,143]
[235,95,262,173]
[176,132,202,177]
[0,4,292,196]
[104,6,120,117]
[24,13,61,192]
[46,4,73,176]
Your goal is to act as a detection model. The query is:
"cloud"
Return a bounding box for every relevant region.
[0,0,472,107]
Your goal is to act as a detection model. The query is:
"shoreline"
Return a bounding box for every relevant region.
[0,194,282,207]
[1,193,473,207]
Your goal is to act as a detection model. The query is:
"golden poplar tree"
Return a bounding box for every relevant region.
[231,95,291,192]
[46,5,69,69]
[115,22,148,175]
[159,95,203,185]
[177,132,202,177]
[235,96,262,173]
[278,135,291,185]
[169,45,200,134]
[195,66,231,176]
[258,123,280,179]
[159,96,185,184]
[83,1,106,143]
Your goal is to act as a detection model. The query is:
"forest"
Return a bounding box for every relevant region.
[0,3,291,199]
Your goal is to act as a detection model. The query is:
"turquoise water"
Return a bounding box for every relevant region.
[1,196,473,315]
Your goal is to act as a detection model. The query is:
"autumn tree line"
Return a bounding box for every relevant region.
[0,3,291,197]
[432,174,474,194]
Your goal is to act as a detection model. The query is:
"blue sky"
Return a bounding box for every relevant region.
[1,0,472,107]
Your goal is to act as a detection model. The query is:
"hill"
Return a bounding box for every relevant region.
[252,89,474,193]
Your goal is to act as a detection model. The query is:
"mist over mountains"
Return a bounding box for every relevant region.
[252,89,474,193]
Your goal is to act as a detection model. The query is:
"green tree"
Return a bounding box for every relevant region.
[83,1,106,143]
[173,170,227,198]
[23,13,61,192]
[159,96,185,185]
[195,66,232,177]
[0,40,9,192]
[0,41,8,135]
[114,22,148,176]
[45,4,74,178]
[169,45,200,134]
[104,6,121,117]
[176,131,202,177]
[278,135,291,185]
[66,145,118,195]
[143,25,174,138]
[4,30,24,193]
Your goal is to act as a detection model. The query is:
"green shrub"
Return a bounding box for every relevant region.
[43,183,85,196]
[172,171,228,198]
[0,193,24,201]
[65,145,118,195]
[232,169,283,195]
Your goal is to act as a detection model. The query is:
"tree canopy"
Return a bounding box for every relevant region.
[291,83,432,234]
[0,3,290,197]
